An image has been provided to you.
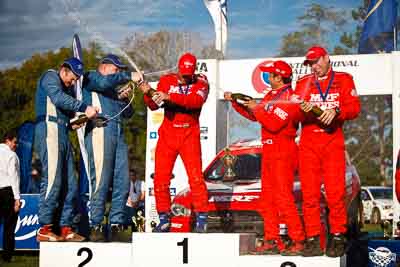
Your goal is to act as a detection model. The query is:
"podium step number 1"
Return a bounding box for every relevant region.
[131,233,239,267]
[177,237,188,264]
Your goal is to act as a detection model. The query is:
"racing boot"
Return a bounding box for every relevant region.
[280,240,304,256]
[89,225,106,242]
[60,226,85,242]
[301,236,324,257]
[325,233,346,258]
[110,224,130,242]
[194,212,208,233]
[154,213,170,232]
[36,224,64,242]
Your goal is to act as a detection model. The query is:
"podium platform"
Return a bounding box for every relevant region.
[40,242,132,267]
[39,233,341,267]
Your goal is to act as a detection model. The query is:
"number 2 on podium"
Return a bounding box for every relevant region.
[177,238,188,264]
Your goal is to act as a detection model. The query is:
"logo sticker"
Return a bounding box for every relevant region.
[252,60,273,94]
[149,132,157,139]
[369,246,396,267]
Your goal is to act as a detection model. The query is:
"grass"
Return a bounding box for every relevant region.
[2,251,39,267]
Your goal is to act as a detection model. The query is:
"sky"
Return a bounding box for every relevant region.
[0,0,363,70]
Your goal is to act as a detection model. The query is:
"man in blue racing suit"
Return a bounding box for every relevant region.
[35,57,99,242]
[83,54,142,242]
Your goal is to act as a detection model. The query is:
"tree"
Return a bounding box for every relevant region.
[121,30,217,82]
[344,96,393,186]
[278,3,347,57]
[333,0,369,54]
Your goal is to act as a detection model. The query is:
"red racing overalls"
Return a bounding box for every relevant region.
[144,73,209,213]
[232,84,304,242]
[294,68,360,237]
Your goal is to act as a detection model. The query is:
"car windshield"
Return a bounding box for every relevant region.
[205,153,261,182]
[369,188,393,199]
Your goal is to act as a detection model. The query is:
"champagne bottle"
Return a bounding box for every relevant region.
[147,88,164,107]
[310,105,323,117]
[231,93,253,105]
[301,101,323,117]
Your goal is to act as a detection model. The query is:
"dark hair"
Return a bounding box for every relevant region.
[2,128,18,143]
[61,63,73,72]
[130,169,137,176]
[283,76,292,85]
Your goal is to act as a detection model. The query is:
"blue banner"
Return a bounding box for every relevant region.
[16,121,35,193]
[358,0,398,53]
[0,194,40,250]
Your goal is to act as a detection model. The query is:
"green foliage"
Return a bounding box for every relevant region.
[344,96,393,186]
[334,0,369,53]
[278,1,369,56]
[0,48,71,134]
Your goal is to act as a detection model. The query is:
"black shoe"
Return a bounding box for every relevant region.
[301,236,323,257]
[325,233,346,257]
[90,225,106,242]
[280,240,304,256]
[110,224,129,242]
[2,255,12,263]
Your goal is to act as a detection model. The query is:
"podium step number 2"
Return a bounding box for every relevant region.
[40,242,132,267]
[131,233,239,267]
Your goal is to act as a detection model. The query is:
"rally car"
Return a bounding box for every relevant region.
[361,186,393,224]
[170,139,362,241]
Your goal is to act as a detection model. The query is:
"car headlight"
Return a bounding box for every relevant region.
[383,205,392,210]
[171,203,191,216]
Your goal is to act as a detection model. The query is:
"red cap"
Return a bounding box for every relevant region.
[178,53,197,75]
[259,60,292,78]
[303,46,328,65]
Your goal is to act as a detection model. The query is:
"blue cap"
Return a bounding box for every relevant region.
[63,57,84,77]
[100,54,127,69]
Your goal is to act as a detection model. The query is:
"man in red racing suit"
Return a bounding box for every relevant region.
[294,46,360,257]
[225,60,305,255]
[139,53,209,232]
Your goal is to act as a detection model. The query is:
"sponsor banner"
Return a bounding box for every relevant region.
[0,194,40,250]
[219,53,393,98]
[145,60,218,231]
